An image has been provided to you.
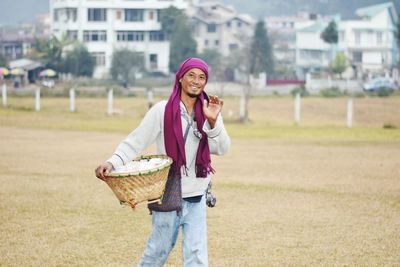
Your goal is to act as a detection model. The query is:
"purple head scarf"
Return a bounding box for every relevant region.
[164,57,214,178]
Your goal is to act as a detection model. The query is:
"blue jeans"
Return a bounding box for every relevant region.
[137,196,208,267]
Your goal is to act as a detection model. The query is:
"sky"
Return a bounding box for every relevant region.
[0,0,49,25]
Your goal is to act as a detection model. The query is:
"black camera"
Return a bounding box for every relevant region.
[205,181,216,208]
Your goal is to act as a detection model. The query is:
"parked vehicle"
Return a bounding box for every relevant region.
[362,77,396,92]
[41,79,55,88]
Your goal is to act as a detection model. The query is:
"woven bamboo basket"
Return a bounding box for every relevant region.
[104,155,173,208]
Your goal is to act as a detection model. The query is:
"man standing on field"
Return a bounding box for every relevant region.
[95,57,230,266]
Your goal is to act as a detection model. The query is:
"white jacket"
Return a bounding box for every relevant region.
[107,100,231,198]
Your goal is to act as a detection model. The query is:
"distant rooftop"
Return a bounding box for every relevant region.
[297,20,327,32]
[191,1,254,24]
[356,2,397,22]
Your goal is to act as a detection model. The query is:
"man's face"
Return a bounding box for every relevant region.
[180,68,207,98]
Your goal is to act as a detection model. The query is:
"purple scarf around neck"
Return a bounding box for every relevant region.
[164,57,214,178]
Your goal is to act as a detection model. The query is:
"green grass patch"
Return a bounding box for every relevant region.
[1,96,400,142]
[226,123,400,141]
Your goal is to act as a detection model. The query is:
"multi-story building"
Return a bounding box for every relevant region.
[34,13,52,38]
[265,12,319,79]
[341,2,398,77]
[295,2,398,79]
[50,0,189,78]
[189,2,254,57]
[0,26,35,62]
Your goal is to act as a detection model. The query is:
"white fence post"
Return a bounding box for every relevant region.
[294,93,301,124]
[35,87,41,111]
[70,88,76,112]
[239,90,246,121]
[328,75,332,88]
[147,88,154,109]
[107,88,113,115]
[2,83,7,107]
[347,98,353,128]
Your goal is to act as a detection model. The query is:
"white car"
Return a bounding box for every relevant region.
[363,77,396,92]
[41,79,55,88]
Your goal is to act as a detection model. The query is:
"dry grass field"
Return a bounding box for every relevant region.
[0,96,399,266]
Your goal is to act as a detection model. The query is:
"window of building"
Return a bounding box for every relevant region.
[55,8,77,23]
[54,9,59,22]
[149,31,166,41]
[15,46,22,55]
[229,43,238,51]
[382,52,387,63]
[207,23,216,33]
[353,51,362,63]
[339,31,345,43]
[215,40,219,46]
[354,31,361,45]
[377,32,383,45]
[237,21,242,27]
[150,54,158,69]
[88,8,107,22]
[67,8,77,22]
[226,21,231,28]
[300,50,322,61]
[91,52,106,66]
[116,31,144,42]
[66,30,78,41]
[367,31,373,44]
[116,10,122,20]
[149,11,154,20]
[157,10,161,22]
[125,9,144,22]
[204,39,209,46]
[4,46,13,56]
[83,31,107,42]
[191,23,197,35]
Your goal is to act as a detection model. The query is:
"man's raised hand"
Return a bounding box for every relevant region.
[203,95,224,128]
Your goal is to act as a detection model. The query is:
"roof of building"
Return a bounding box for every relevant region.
[194,1,235,13]
[297,14,341,33]
[355,2,398,22]
[9,58,42,71]
[297,20,327,32]
[191,1,254,25]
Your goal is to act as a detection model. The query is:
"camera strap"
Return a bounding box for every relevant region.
[182,112,196,145]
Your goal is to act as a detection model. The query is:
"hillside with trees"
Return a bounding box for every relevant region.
[0,0,398,24]
[218,0,399,19]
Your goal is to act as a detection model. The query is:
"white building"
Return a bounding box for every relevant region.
[189,2,254,57]
[50,0,189,78]
[296,2,398,79]
[265,12,320,79]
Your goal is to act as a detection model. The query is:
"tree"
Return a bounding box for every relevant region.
[397,20,400,67]
[0,52,6,67]
[198,49,230,97]
[249,20,274,76]
[159,6,183,38]
[197,49,223,79]
[169,21,197,73]
[330,52,347,78]
[321,20,338,44]
[64,44,95,77]
[110,49,144,87]
[160,7,197,73]
[396,20,400,43]
[321,20,338,62]
[30,34,73,72]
